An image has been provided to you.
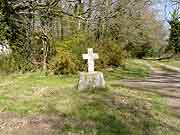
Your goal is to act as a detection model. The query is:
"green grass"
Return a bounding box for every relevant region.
[161,59,180,68]
[148,60,180,72]
[148,59,180,69]
[104,59,150,81]
[0,60,179,135]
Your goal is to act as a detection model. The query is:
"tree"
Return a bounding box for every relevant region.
[168,11,180,53]
[0,0,8,42]
[0,0,169,73]
[171,0,180,6]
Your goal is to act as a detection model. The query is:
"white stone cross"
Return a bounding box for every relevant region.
[83,48,99,73]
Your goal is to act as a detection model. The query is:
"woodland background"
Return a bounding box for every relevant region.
[0,0,180,74]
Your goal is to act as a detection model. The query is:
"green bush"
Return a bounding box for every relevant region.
[49,48,80,74]
[49,33,127,74]
[0,57,9,74]
[0,54,34,74]
[0,33,127,74]
[48,33,89,74]
[0,55,17,74]
[96,40,126,69]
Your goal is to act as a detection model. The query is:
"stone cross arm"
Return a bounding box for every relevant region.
[83,53,99,60]
[83,48,99,73]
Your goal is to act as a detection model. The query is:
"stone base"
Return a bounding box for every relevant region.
[78,72,106,90]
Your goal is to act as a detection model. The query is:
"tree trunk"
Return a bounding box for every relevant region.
[42,40,48,74]
[60,16,64,40]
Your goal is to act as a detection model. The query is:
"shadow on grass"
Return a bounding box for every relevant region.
[56,90,164,135]
[60,91,130,135]
[76,107,129,135]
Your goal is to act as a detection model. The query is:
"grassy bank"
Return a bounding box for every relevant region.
[104,59,150,80]
[148,60,180,72]
[0,59,179,135]
[161,60,180,68]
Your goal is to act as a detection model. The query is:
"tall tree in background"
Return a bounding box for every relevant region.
[0,0,8,42]
[0,0,168,73]
[0,0,35,70]
[168,11,180,53]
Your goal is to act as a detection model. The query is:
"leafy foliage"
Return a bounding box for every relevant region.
[109,7,167,58]
[0,0,34,72]
[0,0,168,73]
[96,40,126,69]
[168,11,180,53]
[0,14,8,42]
[49,34,126,74]
[49,48,80,74]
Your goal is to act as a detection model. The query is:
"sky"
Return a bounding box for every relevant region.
[154,0,172,21]
[154,0,179,22]
[152,0,175,27]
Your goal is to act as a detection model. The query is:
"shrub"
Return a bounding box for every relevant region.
[49,48,80,74]
[0,54,34,74]
[48,33,89,74]
[49,33,127,74]
[96,40,127,69]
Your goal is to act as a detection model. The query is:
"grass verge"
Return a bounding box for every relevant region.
[104,59,150,81]
[161,60,180,68]
[0,60,179,135]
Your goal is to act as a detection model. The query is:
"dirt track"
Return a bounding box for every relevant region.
[115,64,180,117]
[0,113,63,135]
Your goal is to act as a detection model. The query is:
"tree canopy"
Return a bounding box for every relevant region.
[0,0,168,74]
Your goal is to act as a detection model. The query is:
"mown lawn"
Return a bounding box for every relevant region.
[0,59,179,135]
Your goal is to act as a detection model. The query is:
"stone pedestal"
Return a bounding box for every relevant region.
[78,72,106,90]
